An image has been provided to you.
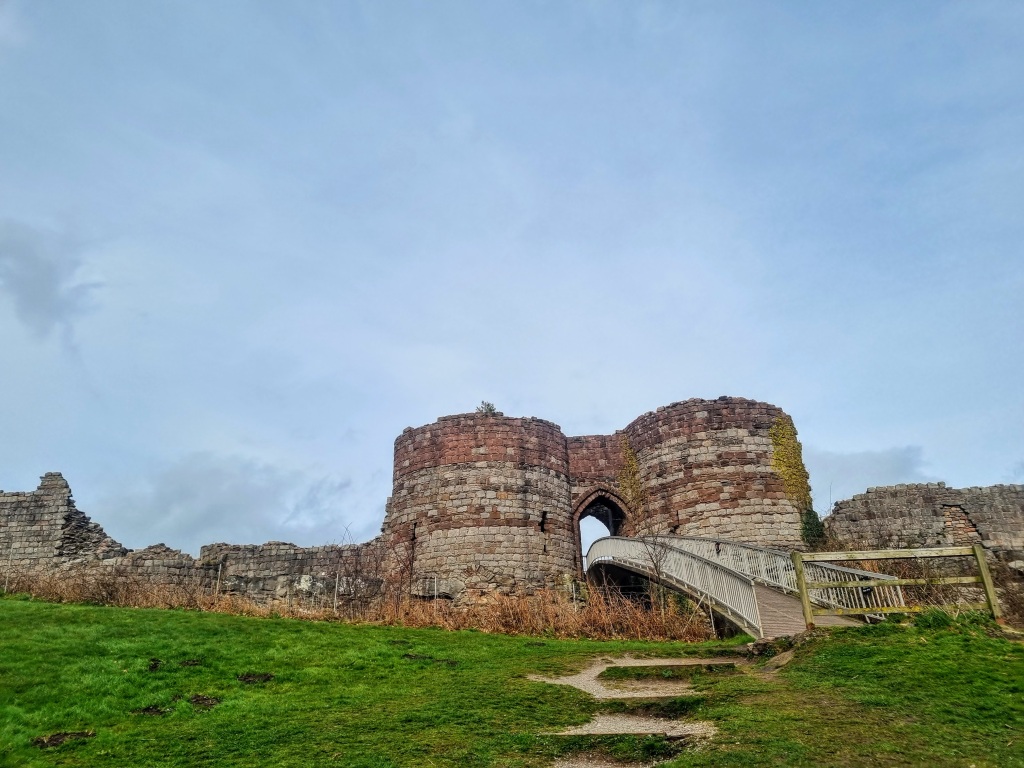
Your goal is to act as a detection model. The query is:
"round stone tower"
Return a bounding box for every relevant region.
[622,397,804,549]
[381,413,575,600]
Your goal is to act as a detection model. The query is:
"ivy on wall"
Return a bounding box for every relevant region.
[768,415,824,546]
[618,435,649,531]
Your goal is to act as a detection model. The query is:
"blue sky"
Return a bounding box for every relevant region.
[1,1,1022,555]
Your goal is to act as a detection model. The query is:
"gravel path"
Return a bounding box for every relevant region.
[550,754,666,768]
[550,713,716,738]
[527,655,739,699]
[533,656,724,767]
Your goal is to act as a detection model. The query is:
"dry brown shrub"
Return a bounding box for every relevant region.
[2,566,714,641]
[369,588,712,641]
[991,561,1024,628]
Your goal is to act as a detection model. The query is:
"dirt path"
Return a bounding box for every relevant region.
[528,655,740,699]
[530,656,730,767]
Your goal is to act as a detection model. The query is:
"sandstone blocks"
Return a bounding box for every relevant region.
[381,398,808,598]
[825,483,1024,558]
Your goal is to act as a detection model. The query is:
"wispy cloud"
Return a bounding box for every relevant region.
[94,452,356,556]
[0,219,101,345]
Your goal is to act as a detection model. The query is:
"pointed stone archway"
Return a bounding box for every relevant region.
[572,486,632,577]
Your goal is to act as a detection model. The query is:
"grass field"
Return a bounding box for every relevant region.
[1,596,1022,767]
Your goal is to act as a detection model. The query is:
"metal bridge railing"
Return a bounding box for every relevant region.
[654,536,906,615]
[585,536,762,637]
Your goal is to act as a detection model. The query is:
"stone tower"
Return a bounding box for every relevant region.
[380,397,808,600]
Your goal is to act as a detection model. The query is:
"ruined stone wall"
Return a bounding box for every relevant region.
[0,472,379,603]
[3,396,816,603]
[382,414,575,599]
[199,539,383,601]
[0,473,127,568]
[106,540,383,604]
[825,483,1024,557]
[621,397,804,549]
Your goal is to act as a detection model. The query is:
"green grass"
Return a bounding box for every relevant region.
[1,597,1022,767]
[668,619,1024,768]
[0,597,740,767]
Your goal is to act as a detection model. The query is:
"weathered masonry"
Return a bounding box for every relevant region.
[10,396,1019,603]
[380,396,810,599]
[824,482,1024,559]
[0,472,380,602]
[1,397,815,602]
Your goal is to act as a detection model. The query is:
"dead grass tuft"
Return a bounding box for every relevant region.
[1,566,714,641]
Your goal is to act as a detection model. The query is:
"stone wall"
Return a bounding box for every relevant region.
[824,483,1024,558]
[567,434,623,507]
[199,540,383,601]
[3,396,816,603]
[0,473,380,603]
[0,473,127,567]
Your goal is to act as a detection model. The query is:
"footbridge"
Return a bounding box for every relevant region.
[585,536,906,638]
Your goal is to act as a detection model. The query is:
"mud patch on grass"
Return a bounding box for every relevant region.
[401,653,458,667]
[32,731,95,748]
[189,694,221,709]
[598,663,737,682]
[237,672,274,684]
[530,657,739,700]
[179,659,202,667]
[131,705,169,716]
[147,658,163,671]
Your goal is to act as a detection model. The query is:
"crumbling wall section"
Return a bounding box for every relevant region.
[0,473,380,603]
[0,472,127,568]
[198,539,383,601]
[825,483,1024,557]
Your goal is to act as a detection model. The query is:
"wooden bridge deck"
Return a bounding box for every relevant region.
[754,585,858,638]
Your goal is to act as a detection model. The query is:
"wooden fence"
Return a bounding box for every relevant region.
[791,544,1003,630]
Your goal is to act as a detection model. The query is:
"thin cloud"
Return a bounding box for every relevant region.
[94,452,355,556]
[804,445,939,513]
[0,219,101,345]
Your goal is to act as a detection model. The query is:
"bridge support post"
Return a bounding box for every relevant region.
[791,551,815,631]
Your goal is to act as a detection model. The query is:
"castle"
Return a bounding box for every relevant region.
[379,397,809,598]
[2,396,1021,602]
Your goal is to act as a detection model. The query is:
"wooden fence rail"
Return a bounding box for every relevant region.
[791,543,1003,630]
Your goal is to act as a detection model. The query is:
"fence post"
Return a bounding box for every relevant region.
[791,551,815,630]
[333,572,340,614]
[973,543,1003,624]
[215,563,222,597]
